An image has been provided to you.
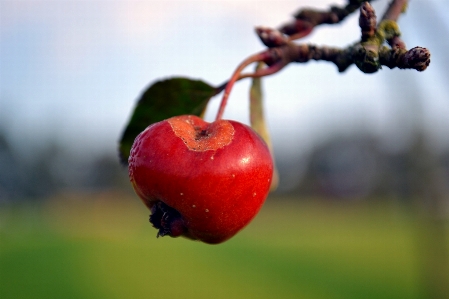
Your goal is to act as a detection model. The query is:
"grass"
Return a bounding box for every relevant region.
[0,192,438,299]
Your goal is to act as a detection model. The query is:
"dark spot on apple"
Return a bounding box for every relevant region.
[150,201,186,238]
[194,129,210,141]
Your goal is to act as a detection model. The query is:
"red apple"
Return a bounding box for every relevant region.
[128,115,273,244]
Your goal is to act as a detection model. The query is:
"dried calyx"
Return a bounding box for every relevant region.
[150,201,186,238]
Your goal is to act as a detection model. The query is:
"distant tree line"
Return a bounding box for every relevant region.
[289,134,449,200]
[1,127,448,202]
[0,129,130,202]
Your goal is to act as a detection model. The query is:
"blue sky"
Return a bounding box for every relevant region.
[1,0,448,174]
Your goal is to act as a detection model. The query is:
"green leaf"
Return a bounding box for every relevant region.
[119,77,218,165]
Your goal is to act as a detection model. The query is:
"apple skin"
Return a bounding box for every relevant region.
[128,115,273,244]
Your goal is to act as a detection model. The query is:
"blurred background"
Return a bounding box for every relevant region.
[1,0,448,298]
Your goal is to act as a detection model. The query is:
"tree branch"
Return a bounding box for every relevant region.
[279,0,376,40]
[254,0,430,74]
[261,43,429,73]
[381,0,408,48]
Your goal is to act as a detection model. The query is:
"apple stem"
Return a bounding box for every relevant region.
[215,52,270,121]
[239,61,286,80]
[214,61,286,96]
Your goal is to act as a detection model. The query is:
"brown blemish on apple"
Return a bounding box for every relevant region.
[168,115,234,151]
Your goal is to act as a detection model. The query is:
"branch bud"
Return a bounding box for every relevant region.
[353,44,381,73]
[255,27,288,48]
[403,47,431,71]
[279,19,313,39]
[359,2,377,40]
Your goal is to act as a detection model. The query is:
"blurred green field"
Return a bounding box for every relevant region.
[0,192,441,299]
